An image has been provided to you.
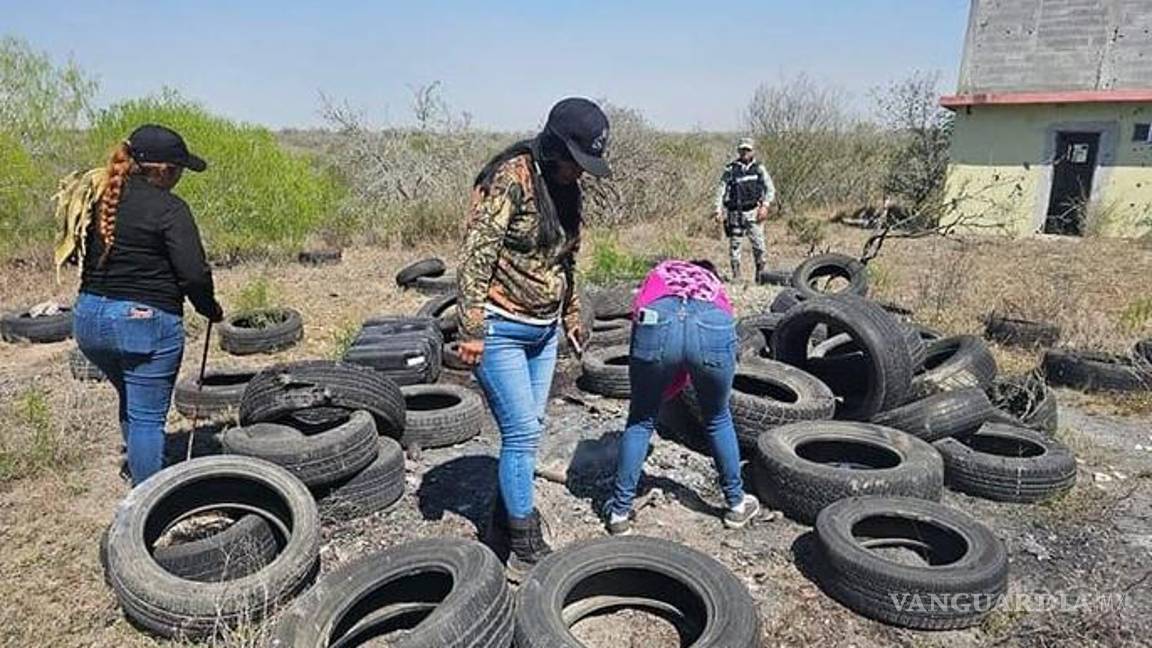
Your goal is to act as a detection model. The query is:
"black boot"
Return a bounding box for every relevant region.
[480,493,511,562]
[507,510,552,582]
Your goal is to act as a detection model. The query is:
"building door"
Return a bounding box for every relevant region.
[1044,131,1100,236]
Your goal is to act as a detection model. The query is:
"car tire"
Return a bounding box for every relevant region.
[1,306,73,343]
[752,421,944,524]
[103,456,319,639]
[791,253,869,300]
[579,345,631,399]
[313,438,406,522]
[515,536,759,648]
[910,335,997,399]
[400,384,485,449]
[271,538,513,648]
[813,495,1008,630]
[218,308,303,356]
[239,360,406,436]
[984,314,1060,348]
[173,369,258,419]
[221,410,379,488]
[1042,349,1152,393]
[870,388,994,442]
[396,258,447,287]
[934,423,1077,503]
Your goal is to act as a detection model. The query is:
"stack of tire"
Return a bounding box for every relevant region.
[230,360,408,522]
[342,316,443,385]
[397,257,456,296]
[101,454,321,640]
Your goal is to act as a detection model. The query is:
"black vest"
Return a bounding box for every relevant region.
[723,160,766,211]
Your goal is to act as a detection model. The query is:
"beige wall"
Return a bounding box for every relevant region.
[943,102,1152,237]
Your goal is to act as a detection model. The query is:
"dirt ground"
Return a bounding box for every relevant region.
[1,225,1151,647]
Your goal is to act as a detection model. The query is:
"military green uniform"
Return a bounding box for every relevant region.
[456,153,583,342]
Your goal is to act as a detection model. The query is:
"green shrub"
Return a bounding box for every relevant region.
[583,232,651,285]
[0,132,49,258]
[87,92,344,261]
[0,36,96,260]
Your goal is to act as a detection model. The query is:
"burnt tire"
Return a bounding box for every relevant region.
[1,307,73,343]
[752,421,944,524]
[792,253,869,300]
[218,308,303,356]
[986,373,1059,434]
[313,438,406,522]
[413,273,457,296]
[579,345,631,399]
[772,296,915,420]
[400,384,484,449]
[396,257,447,287]
[984,314,1060,348]
[272,538,512,648]
[103,456,319,639]
[870,388,994,443]
[297,248,342,266]
[239,360,406,436]
[682,359,835,450]
[152,514,278,583]
[515,536,759,648]
[813,496,1008,630]
[911,335,998,399]
[934,423,1077,503]
[221,410,379,488]
[69,347,105,381]
[1042,349,1152,393]
[173,369,257,419]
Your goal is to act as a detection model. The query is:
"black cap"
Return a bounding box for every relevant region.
[544,98,611,178]
[127,124,207,172]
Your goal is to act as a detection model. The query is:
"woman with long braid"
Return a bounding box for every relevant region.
[74,125,223,485]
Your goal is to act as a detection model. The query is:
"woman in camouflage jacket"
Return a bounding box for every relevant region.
[456,98,611,579]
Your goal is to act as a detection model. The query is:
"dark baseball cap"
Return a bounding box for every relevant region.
[544,98,611,178]
[127,124,207,172]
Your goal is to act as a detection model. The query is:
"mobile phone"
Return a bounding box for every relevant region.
[637,308,660,325]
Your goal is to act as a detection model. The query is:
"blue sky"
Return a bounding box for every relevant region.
[6,1,971,131]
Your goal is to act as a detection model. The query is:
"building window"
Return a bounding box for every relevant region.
[1135,123,1152,143]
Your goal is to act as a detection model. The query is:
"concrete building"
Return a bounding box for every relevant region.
[941,0,1152,237]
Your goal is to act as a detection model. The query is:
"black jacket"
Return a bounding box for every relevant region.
[81,176,220,318]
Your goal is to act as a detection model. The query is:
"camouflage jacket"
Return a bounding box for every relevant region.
[456,153,583,342]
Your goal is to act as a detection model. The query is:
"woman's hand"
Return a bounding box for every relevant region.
[458,339,485,366]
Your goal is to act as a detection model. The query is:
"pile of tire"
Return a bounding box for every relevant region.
[234,360,408,521]
[396,257,456,296]
[1,303,72,343]
[585,281,637,351]
[218,308,304,355]
[342,316,443,385]
[101,455,321,639]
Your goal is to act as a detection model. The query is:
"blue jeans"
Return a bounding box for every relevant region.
[74,292,185,485]
[609,297,744,515]
[474,313,559,520]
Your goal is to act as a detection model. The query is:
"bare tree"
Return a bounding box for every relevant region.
[873,70,953,229]
[745,74,891,215]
